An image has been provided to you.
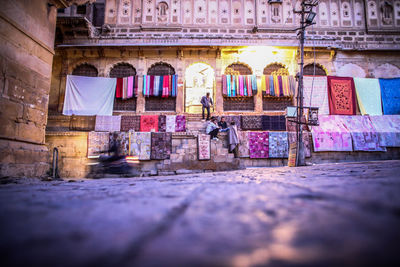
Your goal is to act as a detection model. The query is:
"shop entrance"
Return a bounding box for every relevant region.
[184,63,215,113]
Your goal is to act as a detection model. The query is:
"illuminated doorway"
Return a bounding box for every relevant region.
[185,62,215,113]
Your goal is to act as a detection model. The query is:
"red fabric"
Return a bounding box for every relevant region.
[162,75,169,98]
[140,115,159,132]
[134,75,138,97]
[149,75,155,96]
[327,76,356,115]
[116,78,123,98]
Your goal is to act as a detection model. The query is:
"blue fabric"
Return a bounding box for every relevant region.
[251,75,257,93]
[269,75,274,96]
[143,75,147,96]
[244,75,248,96]
[232,75,236,97]
[227,75,231,97]
[379,78,400,115]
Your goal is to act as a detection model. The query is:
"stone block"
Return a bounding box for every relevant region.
[0,98,23,120]
[175,169,193,175]
[16,122,45,144]
[23,106,47,126]
[0,118,17,139]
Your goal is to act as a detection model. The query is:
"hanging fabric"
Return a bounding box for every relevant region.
[327,76,357,115]
[379,78,400,115]
[142,75,178,98]
[353,78,382,115]
[222,75,258,97]
[116,78,123,98]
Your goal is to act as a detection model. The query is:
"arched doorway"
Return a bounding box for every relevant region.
[185,62,215,113]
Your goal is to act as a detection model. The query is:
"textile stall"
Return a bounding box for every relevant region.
[222,75,258,97]
[261,75,296,97]
[142,75,178,98]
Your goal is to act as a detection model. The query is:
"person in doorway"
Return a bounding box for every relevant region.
[201,92,213,120]
[206,117,219,140]
[218,116,229,132]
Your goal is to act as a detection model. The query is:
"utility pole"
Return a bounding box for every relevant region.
[294,0,318,167]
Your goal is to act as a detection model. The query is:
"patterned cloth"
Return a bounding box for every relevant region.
[354,78,383,116]
[95,116,121,132]
[225,116,242,130]
[151,132,172,160]
[198,134,211,160]
[310,115,353,152]
[140,115,159,132]
[338,116,385,151]
[175,115,186,132]
[249,132,269,158]
[166,115,176,132]
[158,115,166,132]
[241,116,263,130]
[129,131,151,160]
[379,78,400,115]
[327,76,356,115]
[261,115,286,131]
[109,132,129,156]
[120,115,140,132]
[269,132,289,158]
[303,76,330,115]
[87,131,109,158]
[238,131,250,158]
[369,115,400,147]
[288,132,312,158]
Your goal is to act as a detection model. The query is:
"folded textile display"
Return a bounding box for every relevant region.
[198,134,211,160]
[269,132,289,158]
[158,115,166,132]
[142,75,178,97]
[63,75,116,116]
[303,76,330,115]
[87,131,110,158]
[140,115,159,132]
[249,132,269,158]
[110,132,129,156]
[120,115,141,132]
[369,115,400,147]
[129,131,151,160]
[238,131,250,158]
[261,115,286,131]
[151,132,172,160]
[379,78,400,115]
[225,116,242,130]
[175,115,186,132]
[327,76,356,115]
[116,76,138,99]
[241,116,263,130]
[353,78,383,116]
[261,75,295,97]
[166,115,176,132]
[288,132,312,158]
[95,116,121,132]
[338,116,385,151]
[222,75,257,97]
[311,115,353,152]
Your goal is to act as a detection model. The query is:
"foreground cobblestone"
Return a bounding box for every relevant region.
[1,160,400,267]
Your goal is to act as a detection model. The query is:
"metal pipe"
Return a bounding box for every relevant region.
[52,147,59,180]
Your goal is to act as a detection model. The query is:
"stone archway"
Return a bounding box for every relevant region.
[184,62,215,113]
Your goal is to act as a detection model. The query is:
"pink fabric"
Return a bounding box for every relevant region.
[127,76,134,98]
[311,115,353,152]
[249,132,269,158]
[239,76,244,96]
[338,116,385,151]
[369,115,400,147]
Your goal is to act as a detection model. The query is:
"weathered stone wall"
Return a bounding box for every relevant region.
[0,0,60,177]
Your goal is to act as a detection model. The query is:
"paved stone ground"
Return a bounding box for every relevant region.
[1,160,400,267]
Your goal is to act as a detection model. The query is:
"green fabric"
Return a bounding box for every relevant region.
[354,78,383,115]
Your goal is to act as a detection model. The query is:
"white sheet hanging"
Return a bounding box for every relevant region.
[63,75,116,116]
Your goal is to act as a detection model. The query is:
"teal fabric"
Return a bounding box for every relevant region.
[379,78,400,115]
[354,78,383,115]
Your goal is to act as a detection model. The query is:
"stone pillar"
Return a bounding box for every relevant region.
[215,75,223,114]
[255,75,263,113]
[136,56,146,113]
[175,58,184,114]
[57,58,68,113]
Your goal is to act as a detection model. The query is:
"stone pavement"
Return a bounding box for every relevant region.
[1,161,400,267]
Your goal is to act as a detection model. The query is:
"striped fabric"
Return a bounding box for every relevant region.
[142,75,178,98]
[262,75,295,97]
[222,75,258,97]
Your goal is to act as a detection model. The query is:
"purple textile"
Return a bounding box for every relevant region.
[249,132,269,159]
[175,115,186,132]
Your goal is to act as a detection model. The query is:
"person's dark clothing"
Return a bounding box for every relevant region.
[218,121,228,129]
[209,128,219,139]
[201,95,213,120]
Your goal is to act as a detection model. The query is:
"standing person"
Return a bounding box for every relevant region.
[201,92,213,120]
[228,121,239,157]
[218,116,229,132]
[206,117,219,140]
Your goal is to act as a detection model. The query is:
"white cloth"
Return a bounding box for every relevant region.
[166,115,176,132]
[95,115,121,132]
[63,75,116,116]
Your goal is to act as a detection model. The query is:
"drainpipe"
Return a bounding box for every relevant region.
[52,147,60,180]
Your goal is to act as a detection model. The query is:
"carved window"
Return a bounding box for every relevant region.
[109,63,137,111]
[303,64,327,76]
[381,2,394,25]
[224,63,254,111]
[146,63,176,111]
[263,63,289,75]
[72,64,98,77]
